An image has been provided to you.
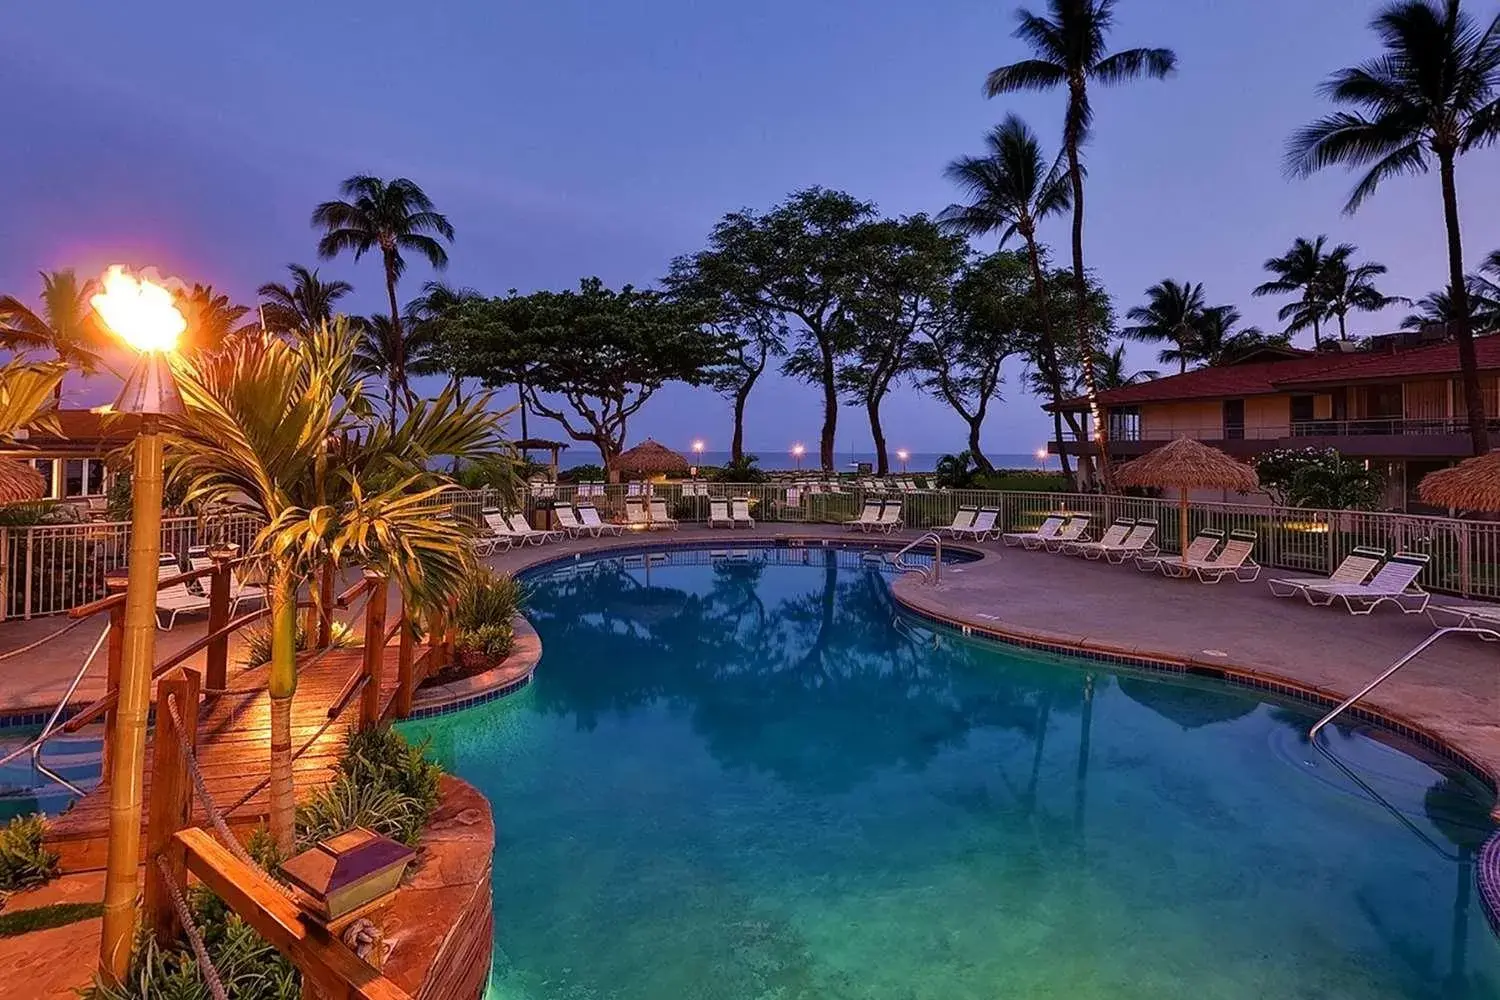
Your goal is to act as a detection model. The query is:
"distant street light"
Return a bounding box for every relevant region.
[791,443,805,472]
[691,439,704,478]
[90,265,186,984]
[1036,447,1048,470]
[896,448,909,474]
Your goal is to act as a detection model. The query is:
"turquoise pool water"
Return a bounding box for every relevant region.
[400,546,1500,1000]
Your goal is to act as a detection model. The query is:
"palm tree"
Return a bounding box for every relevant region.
[1468,252,1500,333]
[1287,0,1500,455]
[1180,306,1288,367]
[0,270,115,393]
[1320,255,1403,340]
[940,114,1075,482]
[1122,279,1209,374]
[165,320,503,851]
[406,281,482,401]
[256,264,354,335]
[312,176,454,422]
[0,359,67,438]
[1254,236,1342,347]
[1088,343,1157,391]
[1401,288,1460,331]
[986,0,1177,489]
[175,284,256,354]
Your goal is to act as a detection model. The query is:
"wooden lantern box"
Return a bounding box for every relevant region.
[280,827,415,923]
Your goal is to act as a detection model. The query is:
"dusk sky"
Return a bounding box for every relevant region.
[6,0,1500,463]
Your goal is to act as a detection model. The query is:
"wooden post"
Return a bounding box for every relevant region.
[360,572,388,729]
[143,668,200,945]
[101,579,127,777]
[317,562,335,649]
[205,559,231,694]
[427,608,447,667]
[395,614,417,720]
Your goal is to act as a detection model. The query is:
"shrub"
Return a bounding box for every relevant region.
[560,463,605,483]
[933,451,977,489]
[711,454,766,483]
[238,620,354,669]
[338,724,443,814]
[452,566,526,663]
[972,470,1069,493]
[299,726,442,848]
[0,814,58,890]
[1255,447,1386,510]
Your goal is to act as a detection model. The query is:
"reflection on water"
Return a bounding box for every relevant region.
[403,550,1500,1000]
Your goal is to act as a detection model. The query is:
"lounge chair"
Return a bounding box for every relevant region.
[1062,518,1132,557]
[624,500,653,530]
[1267,546,1386,599]
[731,497,755,528]
[1092,519,1159,563]
[942,506,978,538]
[156,582,212,630]
[1302,552,1431,615]
[648,499,680,530]
[1002,515,1065,548]
[188,552,267,616]
[577,505,625,536]
[846,501,882,531]
[1158,529,1260,583]
[1135,528,1225,574]
[871,501,903,534]
[507,512,563,545]
[1426,603,1500,634]
[479,510,520,551]
[552,505,588,538]
[951,508,1000,541]
[1036,514,1092,552]
[708,499,734,528]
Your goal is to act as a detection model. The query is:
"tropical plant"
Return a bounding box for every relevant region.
[406,280,483,406]
[1319,254,1402,340]
[452,566,527,664]
[1088,344,1157,391]
[256,264,353,335]
[985,0,1177,489]
[559,462,606,483]
[1254,446,1386,509]
[1165,306,1288,369]
[0,814,58,890]
[175,283,257,354]
[300,727,442,848]
[1404,253,1500,333]
[163,320,503,852]
[1122,279,1209,373]
[932,451,979,490]
[0,359,65,440]
[940,114,1075,481]
[239,620,354,670]
[1253,236,1344,346]
[312,175,454,424]
[352,312,437,423]
[0,270,115,388]
[711,454,767,483]
[1287,0,1500,455]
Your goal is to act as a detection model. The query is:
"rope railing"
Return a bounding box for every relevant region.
[153,855,231,1000]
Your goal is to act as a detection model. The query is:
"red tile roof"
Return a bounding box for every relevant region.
[1055,336,1500,410]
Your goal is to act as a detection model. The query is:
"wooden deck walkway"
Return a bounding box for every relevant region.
[47,643,406,872]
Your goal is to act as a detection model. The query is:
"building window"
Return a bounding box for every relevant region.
[1108,406,1141,441]
[28,458,56,499]
[64,459,85,498]
[62,458,109,498]
[1223,399,1245,440]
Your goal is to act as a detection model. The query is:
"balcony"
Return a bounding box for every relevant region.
[1050,416,1500,458]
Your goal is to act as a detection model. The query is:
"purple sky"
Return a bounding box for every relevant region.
[6,0,1499,462]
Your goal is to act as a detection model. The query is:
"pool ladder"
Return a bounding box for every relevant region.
[891,532,943,585]
[1308,625,1500,743]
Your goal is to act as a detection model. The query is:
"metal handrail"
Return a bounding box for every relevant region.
[1308,625,1500,743]
[892,532,943,584]
[0,620,111,798]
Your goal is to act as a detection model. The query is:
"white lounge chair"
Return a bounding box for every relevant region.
[1302,552,1431,615]
[1135,528,1225,574]
[156,582,212,630]
[577,505,625,536]
[1036,514,1092,552]
[1267,546,1386,599]
[1062,518,1132,556]
[942,506,978,538]
[951,508,1000,541]
[1426,603,1500,635]
[1002,515,1065,548]
[507,512,562,546]
[188,553,267,616]
[708,499,734,528]
[1159,529,1260,583]
[649,499,680,530]
[731,497,755,528]
[846,501,882,531]
[871,501,903,534]
[551,505,587,538]
[1092,520,1159,563]
[624,499,652,530]
[480,510,518,550]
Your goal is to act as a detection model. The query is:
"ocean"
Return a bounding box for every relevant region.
[549,449,1060,472]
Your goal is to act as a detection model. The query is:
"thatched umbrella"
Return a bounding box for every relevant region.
[0,458,46,504]
[1115,437,1259,563]
[614,439,689,480]
[1417,452,1500,512]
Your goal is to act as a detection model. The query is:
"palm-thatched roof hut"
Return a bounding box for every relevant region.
[1417,452,1500,512]
[1116,438,1259,561]
[614,439,689,481]
[0,458,46,504]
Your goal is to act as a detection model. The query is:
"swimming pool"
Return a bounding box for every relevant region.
[400,544,1500,1000]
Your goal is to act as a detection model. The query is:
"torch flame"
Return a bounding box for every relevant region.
[90,265,186,353]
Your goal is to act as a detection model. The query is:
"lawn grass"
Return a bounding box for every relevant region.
[0,900,102,937]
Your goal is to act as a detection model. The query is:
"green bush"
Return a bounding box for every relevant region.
[560,463,605,483]
[972,470,1069,493]
[711,454,766,483]
[457,621,514,660]
[108,471,193,521]
[452,566,526,663]
[0,814,58,890]
[238,620,355,669]
[299,726,442,848]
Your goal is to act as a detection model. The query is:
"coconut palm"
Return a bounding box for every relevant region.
[407,281,483,402]
[1087,344,1157,391]
[165,319,504,851]
[1173,306,1288,368]
[940,114,1075,481]
[1122,280,1209,373]
[256,264,354,335]
[1287,0,1500,455]
[1401,288,1461,331]
[0,359,66,439]
[1253,236,1346,347]
[1320,255,1403,340]
[175,283,257,354]
[312,176,454,422]
[0,270,115,391]
[985,0,1177,489]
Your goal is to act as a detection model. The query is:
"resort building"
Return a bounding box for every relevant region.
[0,408,128,503]
[1051,336,1500,511]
